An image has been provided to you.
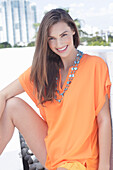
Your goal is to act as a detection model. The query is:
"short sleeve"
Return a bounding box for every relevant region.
[18,67,46,121]
[94,59,111,116]
[19,67,37,105]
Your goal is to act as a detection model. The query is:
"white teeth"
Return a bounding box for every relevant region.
[57,46,67,51]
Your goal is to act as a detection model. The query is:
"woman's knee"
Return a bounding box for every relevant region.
[5,97,22,111]
[4,97,24,120]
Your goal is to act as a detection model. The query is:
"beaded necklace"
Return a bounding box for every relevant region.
[54,50,83,103]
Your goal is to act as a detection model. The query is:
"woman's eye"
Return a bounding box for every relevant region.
[48,37,54,41]
[62,34,67,37]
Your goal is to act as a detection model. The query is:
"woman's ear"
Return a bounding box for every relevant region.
[72,31,75,35]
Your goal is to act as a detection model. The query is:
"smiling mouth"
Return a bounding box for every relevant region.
[57,45,68,52]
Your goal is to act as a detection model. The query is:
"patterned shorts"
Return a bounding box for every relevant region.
[58,161,86,170]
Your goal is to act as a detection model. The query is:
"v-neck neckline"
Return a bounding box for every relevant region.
[58,53,85,92]
[59,68,71,91]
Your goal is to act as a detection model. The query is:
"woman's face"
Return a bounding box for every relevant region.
[48,21,75,59]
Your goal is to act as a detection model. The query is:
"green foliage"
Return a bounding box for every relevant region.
[86,36,110,46]
[80,37,90,45]
[33,23,40,32]
[74,19,81,29]
[80,37,90,42]
[14,43,26,48]
[27,41,35,47]
[87,37,110,46]
[88,36,104,42]
[32,23,40,39]
[63,8,69,13]
[73,17,111,46]
[80,35,111,46]
[14,44,21,48]
[108,35,113,42]
[87,41,110,46]
[0,42,12,48]
[74,18,88,38]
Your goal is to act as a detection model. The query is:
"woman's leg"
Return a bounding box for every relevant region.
[0,97,48,167]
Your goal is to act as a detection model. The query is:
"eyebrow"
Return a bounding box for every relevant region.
[48,31,68,38]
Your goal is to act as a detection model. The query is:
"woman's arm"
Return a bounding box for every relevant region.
[97,94,112,170]
[0,79,24,118]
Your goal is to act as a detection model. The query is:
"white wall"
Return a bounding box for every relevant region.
[0,47,35,170]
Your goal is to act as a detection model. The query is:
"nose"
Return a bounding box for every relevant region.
[56,38,63,48]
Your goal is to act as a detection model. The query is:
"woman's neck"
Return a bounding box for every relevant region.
[61,48,78,71]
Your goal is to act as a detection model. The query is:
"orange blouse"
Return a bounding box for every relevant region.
[19,54,111,170]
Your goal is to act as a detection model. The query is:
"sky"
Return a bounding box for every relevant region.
[32,0,113,34]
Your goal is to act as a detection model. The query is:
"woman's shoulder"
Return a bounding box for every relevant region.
[83,53,107,67]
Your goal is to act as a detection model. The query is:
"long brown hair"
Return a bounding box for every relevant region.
[30,8,80,104]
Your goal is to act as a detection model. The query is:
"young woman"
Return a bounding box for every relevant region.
[0,8,112,170]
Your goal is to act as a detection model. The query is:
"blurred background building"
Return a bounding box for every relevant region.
[0,0,37,46]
